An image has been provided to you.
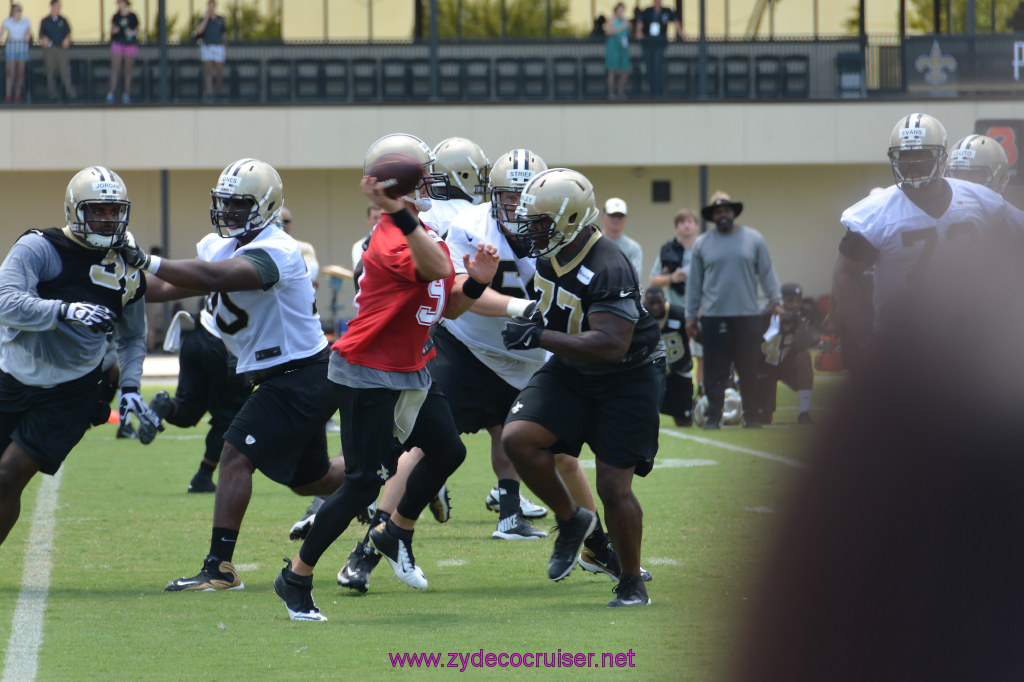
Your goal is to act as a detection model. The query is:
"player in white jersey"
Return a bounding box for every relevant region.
[831,113,1024,370]
[419,137,491,238]
[119,158,346,592]
[142,291,252,494]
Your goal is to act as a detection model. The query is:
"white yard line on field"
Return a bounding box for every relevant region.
[3,468,63,682]
[659,428,804,469]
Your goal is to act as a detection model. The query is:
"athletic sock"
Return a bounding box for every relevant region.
[584,514,608,551]
[369,508,391,531]
[210,527,238,563]
[799,389,812,413]
[497,478,520,519]
[385,518,413,543]
[196,460,216,477]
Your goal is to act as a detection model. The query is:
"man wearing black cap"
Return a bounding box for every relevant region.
[684,191,782,429]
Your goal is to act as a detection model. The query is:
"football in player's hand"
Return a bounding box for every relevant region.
[367,152,424,199]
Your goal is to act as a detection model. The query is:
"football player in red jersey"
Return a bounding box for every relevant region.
[274,134,498,621]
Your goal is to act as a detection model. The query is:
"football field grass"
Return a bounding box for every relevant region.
[0,377,844,680]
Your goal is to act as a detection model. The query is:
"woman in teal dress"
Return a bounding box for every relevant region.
[604,3,631,99]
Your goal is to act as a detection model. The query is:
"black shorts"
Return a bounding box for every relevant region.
[428,324,521,434]
[505,358,665,477]
[335,381,458,489]
[223,357,335,488]
[173,324,251,429]
[0,366,104,475]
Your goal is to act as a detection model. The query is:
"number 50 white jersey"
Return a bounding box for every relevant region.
[443,202,547,389]
[196,225,327,375]
[841,178,1024,327]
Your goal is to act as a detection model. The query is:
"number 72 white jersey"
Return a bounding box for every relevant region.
[841,178,1023,325]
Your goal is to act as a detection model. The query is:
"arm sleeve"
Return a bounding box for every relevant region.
[237,248,280,291]
[0,236,64,331]
[590,297,641,323]
[114,300,147,389]
[838,229,880,265]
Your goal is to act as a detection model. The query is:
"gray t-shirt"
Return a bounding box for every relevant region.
[685,225,781,319]
[0,232,147,388]
[607,233,643,279]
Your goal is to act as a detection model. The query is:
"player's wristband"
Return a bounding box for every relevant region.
[506,298,533,318]
[121,386,139,394]
[389,209,419,236]
[146,255,161,274]
[462,278,488,300]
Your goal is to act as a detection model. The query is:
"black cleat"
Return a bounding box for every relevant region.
[428,484,451,523]
[797,411,813,425]
[548,507,597,582]
[579,542,652,583]
[607,573,651,607]
[289,496,326,541]
[369,522,427,589]
[274,559,327,621]
[187,472,216,493]
[165,554,243,591]
[491,514,547,540]
[336,541,382,593]
[149,390,175,419]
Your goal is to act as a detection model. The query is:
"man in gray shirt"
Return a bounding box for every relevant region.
[685,191,782,429]
[0,166,157,546]
[601,197,643,277]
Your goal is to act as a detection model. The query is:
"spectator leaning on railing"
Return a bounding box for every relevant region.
[194,0,227,102]
[1,4,33,105]
[39,0,75,100]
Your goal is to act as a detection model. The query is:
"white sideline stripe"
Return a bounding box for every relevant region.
[659,428,804,469]
[3,468,63,682]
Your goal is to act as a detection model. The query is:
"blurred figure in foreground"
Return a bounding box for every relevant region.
[734,239,1024,682]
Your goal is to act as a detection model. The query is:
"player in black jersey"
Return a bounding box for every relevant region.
[0,167,158,545]
[500,168,664,607]
[644,286,693,426]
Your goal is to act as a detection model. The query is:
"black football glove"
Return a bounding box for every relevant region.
[59,301,117,334]
[502,307,545,350]
[119,389,164,445]
[119,231,152,271]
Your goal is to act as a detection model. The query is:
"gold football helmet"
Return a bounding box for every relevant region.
[489,148,548,232]
[888,113,948,189]
[512,168,600,258]
[363,133,449,201]
[945,134,1010,195]
[210,158,284,239]
[432,137,490,204]
[64,166,131,250]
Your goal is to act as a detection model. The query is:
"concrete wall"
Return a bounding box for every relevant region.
[2,99,1021,310]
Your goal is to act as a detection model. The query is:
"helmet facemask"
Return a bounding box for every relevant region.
[888,114,948,190]
[888,147,948,190]
[210,192,263,238]
[71,199,131,249]
[209,159,283,239]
